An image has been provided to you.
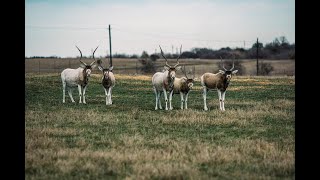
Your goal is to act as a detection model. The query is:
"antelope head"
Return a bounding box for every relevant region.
[219,56,238,81]
[181,65,195,89]
[159,45,182,80]
[97,59,113,80]
[76,45,98,77]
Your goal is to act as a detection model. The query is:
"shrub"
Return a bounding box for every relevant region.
[259,61,274,75]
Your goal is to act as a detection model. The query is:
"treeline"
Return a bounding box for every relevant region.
[25,36,294,60]
[25,56,61,59]
[150,36,294,60]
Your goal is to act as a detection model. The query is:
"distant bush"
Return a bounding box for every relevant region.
[259,62,274,75]
[113,53,129,58]
[288,50,295,60]
[181,51,199,59]
[150,54,160,61]
[139,51,156,73]
[130,54,138,59]
[139,58,156,73]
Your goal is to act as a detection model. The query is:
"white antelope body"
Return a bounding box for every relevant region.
[61,46,98,104]
[152,45,182,110]
[201,57,238,111]
[97,59,115,105]
[172,66,195,109]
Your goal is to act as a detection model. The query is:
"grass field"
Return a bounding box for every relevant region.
[25,73,295,179]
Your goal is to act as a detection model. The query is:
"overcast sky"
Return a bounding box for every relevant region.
[25,0,295,57]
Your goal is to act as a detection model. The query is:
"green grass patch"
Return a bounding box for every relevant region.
[25,73,295,179]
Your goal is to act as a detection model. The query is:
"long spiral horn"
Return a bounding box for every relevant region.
[220,56,227,71]
[174,44,182,67]
[230,59,235,71]
[75,45,83,60]
[159,45,170,68]
[92,46,99,60]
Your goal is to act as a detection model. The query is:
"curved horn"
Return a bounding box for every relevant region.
[159,45,170,67]
[75,45,83,60]
[230,59,235,71]
[90,60,96,66]
[174,45,182,67]
[92,46,99,60]
[220,56,227,71]
[79,60,87,66]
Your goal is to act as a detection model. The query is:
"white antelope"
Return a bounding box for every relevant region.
[61,46,98,104]
[172,66,195,109]
[200,57,238,111]
[97,59,115,105]
[152,45,182,110]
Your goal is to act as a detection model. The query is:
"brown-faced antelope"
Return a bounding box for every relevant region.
[97,59,115,105]
[172,66,195,109]
[200,57,238,111]
[152,45,182,110]
[61,46,98,104]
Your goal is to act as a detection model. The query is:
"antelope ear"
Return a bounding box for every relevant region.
[109,66,114,71]
[175,66,182,71]
[232,70,238,74]
[98,65,104,71]
[219,70,225,74]
[163,66,170,71]
[80,64,86,68]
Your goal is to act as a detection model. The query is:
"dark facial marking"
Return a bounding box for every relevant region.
[224,70,232,75]
[186,79,194,84]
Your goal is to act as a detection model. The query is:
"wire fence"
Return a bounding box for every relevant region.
[25,58,295,77]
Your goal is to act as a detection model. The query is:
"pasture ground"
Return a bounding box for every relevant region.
[25,73,295,179]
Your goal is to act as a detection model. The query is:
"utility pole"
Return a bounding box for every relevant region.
[256,38,259,76]
[108,24,112,67]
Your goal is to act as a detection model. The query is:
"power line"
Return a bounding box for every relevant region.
[25,25,277,46]
[25,25,105,30]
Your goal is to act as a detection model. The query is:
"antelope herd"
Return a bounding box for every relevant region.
[61,45,238,111]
